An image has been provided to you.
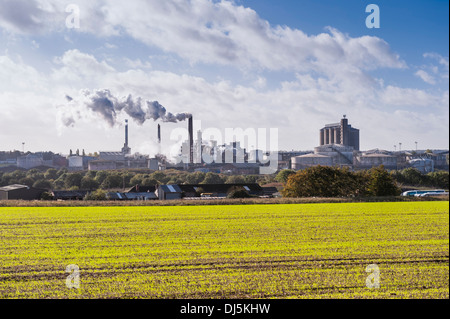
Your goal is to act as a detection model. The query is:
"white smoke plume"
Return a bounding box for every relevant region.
[64,89,191,126]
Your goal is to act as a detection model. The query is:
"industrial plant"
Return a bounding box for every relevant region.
[0,115,448,175]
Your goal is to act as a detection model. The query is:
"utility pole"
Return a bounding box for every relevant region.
[22,142,25,153]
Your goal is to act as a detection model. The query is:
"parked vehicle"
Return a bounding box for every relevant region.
[401,190,446,197]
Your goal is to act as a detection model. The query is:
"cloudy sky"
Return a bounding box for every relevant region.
[0,0,448,157]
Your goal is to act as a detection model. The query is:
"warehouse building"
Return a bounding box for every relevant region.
[178,183,264,198]
[156,184,183,200]
[0,184,45,200]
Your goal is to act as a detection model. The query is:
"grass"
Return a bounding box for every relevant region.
[0,201,448,299]
[0,195,448,207]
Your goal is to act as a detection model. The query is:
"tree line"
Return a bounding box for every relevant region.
[0,166,447,197]
[278,166,449,198]
[0,168,273,191]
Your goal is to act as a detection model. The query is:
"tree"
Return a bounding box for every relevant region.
[130,175,144,187]
[244,175,258,184]
[282,166,368,198]
[65,173,83,189]
[427,171,449,189]
[151,171,170,184]
[57,168,68,177]
[201,172,224,184]
[227,186,251,198]
[19,177,35,187]
[276,170,296,184]
[141,178,158,187]
[80,176,99,190]
[95,171,109,185]
[101,174,123,189]
[186,172,206,184]
[33,179,53,190]
[40,192,54,201]
[44,168,58,180]
[84,189,107,201]
[401,168,424,186]
[366,166,401,196]
[225,175,246,184]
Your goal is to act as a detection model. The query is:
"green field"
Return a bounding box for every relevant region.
[0,202,448,299]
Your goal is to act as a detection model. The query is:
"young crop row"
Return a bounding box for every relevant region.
[0,202,448,298]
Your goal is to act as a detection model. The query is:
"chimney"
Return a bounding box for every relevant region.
[122,119,131,155]
[158,124,161,144]
[188,115,194,164]
[125,119,129,147]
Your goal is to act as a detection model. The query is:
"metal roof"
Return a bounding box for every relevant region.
[178,184,263,194]
[0,184,29,192]
[127,185,157,193]
[108,192,157,200]
[159,185,182,193]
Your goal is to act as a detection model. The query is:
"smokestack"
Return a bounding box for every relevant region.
[125,119,129,147]
[189,115,194,164]
[122,119,131,155]
[157,124,161,155]
[158,124,161,144]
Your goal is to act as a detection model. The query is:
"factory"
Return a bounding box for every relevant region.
[290,116,449,172]
[319,115,360,151]
[87,119,159,171]
[1,111,448,176]
[292,116,359,170]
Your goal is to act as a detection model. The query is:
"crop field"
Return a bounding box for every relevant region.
[0,202,448,299]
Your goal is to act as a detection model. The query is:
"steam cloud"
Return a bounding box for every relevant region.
[65,89,191,126]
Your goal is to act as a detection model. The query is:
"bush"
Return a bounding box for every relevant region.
[84,189,107,201]
[227,189,251,199]
[40,192,54,201]
[366,166,401,196]
[227,186,251,198]
[276,170,296,184]
[282,165,399,198]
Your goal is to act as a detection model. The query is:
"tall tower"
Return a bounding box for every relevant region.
[188,115,194,164]
[157,124,161,155]
[122,119,131,155]
[340,115,349,147]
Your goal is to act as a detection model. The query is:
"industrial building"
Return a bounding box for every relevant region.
[354,149,398,170]
[292,144,355,170]
[320,116,360,151]
[178,183,264,198]
[156,184,183,200]
[0,184,45,200]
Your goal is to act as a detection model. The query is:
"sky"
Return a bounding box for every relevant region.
[0,0,448,158]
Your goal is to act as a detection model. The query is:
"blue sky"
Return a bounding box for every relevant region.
[0,0,448,157]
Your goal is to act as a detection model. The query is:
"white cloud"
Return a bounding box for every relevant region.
[415,70,436,85]
[0,1,447,153]
[0,49,447,154]
[0,0,405,75]
[423,52,449,80]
